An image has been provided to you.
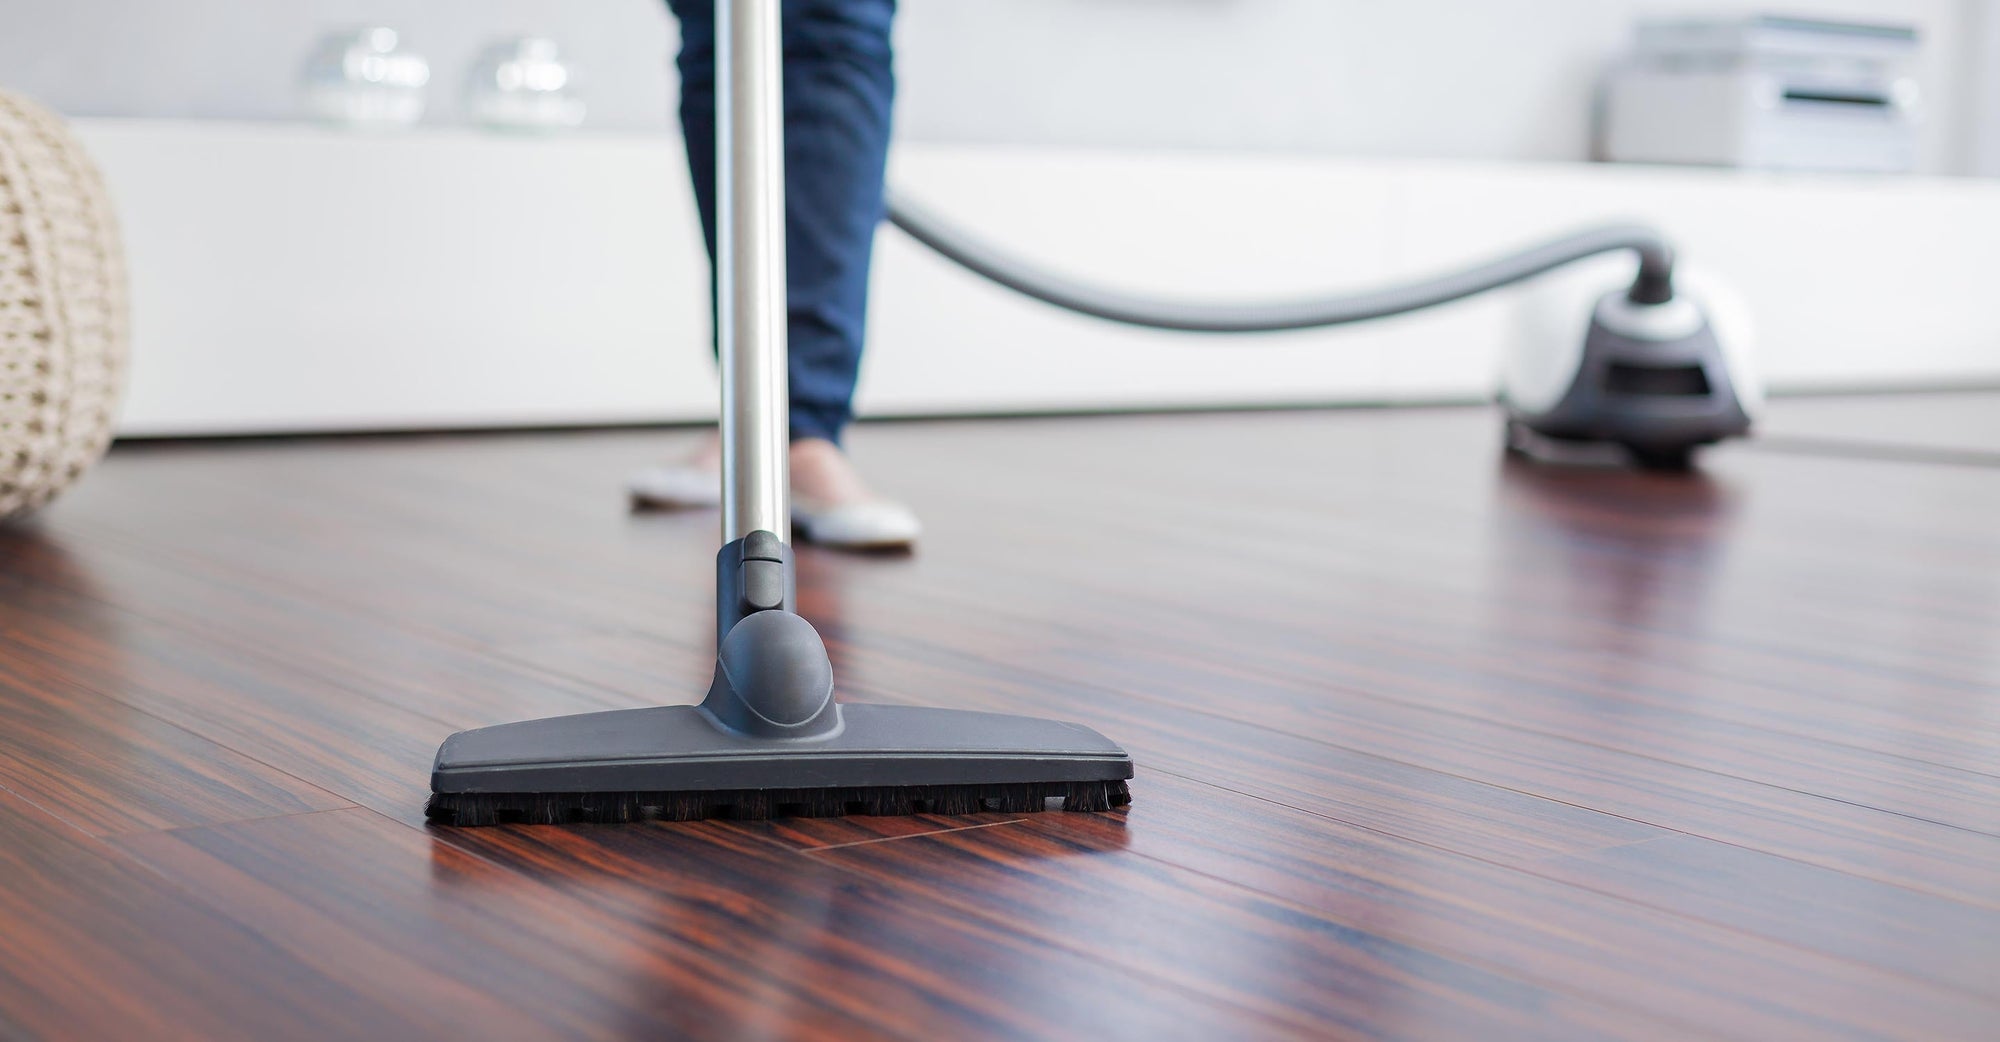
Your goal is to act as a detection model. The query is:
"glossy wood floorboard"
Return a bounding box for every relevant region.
[2,394,1996,1040]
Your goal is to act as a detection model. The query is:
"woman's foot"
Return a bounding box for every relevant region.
[786,438,922,551]
[626,434,724,509]
[628,433,920,551]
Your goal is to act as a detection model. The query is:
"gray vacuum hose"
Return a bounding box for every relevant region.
[884,189,1678,334]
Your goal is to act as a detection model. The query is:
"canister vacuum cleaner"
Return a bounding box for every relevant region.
[884,191,1759,470]
[428,0,1756,829]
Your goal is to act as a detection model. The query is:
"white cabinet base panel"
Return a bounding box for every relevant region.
[75,120,2000,437]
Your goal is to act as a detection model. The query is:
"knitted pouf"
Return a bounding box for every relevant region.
[0,90,127,521]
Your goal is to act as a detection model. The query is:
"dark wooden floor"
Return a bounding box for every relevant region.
[2,393,1997,1041]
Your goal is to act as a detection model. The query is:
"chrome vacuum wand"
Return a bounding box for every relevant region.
[718,0,792,545]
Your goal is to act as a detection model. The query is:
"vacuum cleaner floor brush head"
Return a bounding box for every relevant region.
[426,702,1133,827]
[426,543,1134,829]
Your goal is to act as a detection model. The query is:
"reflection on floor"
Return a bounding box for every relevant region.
[1,393,1996,1040]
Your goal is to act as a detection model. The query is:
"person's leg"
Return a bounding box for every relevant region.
[665,0,720,324]
[663,0,894,447]
[775,0,895,446]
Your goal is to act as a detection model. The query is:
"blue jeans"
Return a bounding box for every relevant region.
[665,0,897,446]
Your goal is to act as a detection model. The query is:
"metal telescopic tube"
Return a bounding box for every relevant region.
[718,0,790,544]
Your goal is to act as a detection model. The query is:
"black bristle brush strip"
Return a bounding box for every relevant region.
[423,0,1132,828]
[427,780,1131,828]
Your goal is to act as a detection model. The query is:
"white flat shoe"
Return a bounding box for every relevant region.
[792,496,921,551]
[628,462,722,510]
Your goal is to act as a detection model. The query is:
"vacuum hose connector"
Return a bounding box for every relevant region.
[885,189,1680,334]
[1626,252,1677,306]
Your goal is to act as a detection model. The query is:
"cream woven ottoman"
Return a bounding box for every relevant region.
[0,90,127,521]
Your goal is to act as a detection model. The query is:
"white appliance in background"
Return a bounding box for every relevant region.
[466,38,587,133]
[301,27,431,130]
[1601,16,1921,174]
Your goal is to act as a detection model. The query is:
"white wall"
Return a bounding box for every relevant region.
[15,2,1995,435]
[1973,0,2000,176]
[0,0,679,130]
[0,0,1984,173]
[895,0,1972,175]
